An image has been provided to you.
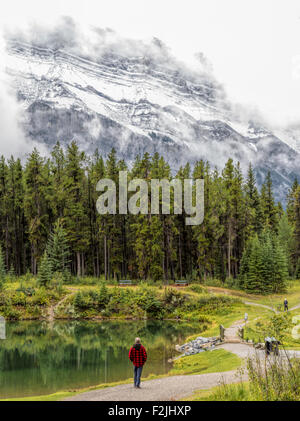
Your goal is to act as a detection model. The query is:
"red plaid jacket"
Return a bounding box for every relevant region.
[129,344,147,367]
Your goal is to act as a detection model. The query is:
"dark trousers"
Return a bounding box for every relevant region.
[134,366,143,387]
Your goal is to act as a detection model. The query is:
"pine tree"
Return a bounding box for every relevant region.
[287,178,298,223]
[63,142,90,277]
[260,172,278,231]
[272,237,288,293]
[46,219,70,274]
[0,244,6,289]
[24,149,50,274]
[0,156,10,270]
[292,186,300,276]
[245,164,263,237]
[278,213,294,275]
[241,231,288,293]
[7,157,26,275]
[38,251,52,287]
[244,235,264,293]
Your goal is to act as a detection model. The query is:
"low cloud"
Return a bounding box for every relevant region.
[0,33,49,159]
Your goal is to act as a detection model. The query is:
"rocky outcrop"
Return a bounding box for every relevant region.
[175,336,221,357]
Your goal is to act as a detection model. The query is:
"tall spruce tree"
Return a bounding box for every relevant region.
[46,219,70,274]
[260,172,278,232]
[0,244,6,290]
[63,142,89,276]
[24,149,50,274]
[38,251,52,287]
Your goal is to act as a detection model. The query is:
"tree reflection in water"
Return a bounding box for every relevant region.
[0,320,199,398]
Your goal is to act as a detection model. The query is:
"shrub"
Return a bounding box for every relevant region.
[74,291,94,310]
[16,285,35,296]
[0,292,10,306]
[188,284,205,294]
[4,306,21,320]
[31,289,51,306]
[11,292,27,306]
[98,282,110,308]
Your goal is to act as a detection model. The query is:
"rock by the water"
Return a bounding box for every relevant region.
[175,336,221,358]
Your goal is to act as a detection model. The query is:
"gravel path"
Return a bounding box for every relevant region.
[64,370,246,401]
[218,342,300,359]
[243,301,276,312]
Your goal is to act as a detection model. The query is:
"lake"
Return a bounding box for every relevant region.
[0,320,200,399]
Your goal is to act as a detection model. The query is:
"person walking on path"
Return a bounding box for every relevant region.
[129,337,147,389]
[284,298,288,311]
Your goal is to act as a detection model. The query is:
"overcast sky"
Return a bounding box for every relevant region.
[1,0,300,127]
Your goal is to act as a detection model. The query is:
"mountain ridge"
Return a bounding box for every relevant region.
[4,36,300,203]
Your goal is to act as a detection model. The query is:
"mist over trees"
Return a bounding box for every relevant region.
[0,141,298,293]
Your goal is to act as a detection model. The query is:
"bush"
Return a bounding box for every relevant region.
[0,292,10,306]
[201,278,224,287]
[11,292,27,306]
[3,306,21,320]
[31,289,51,306]
[74,291,94,310]
[16,285,35,296]
[163,288,186,308]
[188,284,205,294]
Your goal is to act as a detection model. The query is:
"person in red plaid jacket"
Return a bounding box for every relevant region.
[129,337,147,388]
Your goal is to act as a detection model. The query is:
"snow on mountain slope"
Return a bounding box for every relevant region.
[4,35,300,203]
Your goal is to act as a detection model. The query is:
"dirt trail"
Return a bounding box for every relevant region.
[243,301,276,313]
[64,370,246,401]
[206,286,300,313]
[47,289,78,322]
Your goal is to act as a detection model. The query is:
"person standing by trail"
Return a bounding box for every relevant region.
[284,298,288,311]
[129,337,147,389]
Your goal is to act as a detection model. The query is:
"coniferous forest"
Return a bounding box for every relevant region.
[0,140,299,294]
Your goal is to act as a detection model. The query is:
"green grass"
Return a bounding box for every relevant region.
[182,382,251,401]
[169,349,242,376]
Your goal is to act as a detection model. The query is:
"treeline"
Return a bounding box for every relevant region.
[0,141,299,291]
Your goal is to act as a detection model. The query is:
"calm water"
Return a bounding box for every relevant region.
[0,320,199,398]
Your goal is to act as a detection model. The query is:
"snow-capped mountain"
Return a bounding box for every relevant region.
[4,32,300,203]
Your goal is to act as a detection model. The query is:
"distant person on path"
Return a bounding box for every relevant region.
[129,337,147,389]
[284,298,288,311]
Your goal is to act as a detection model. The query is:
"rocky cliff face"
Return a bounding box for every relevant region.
[5,35,300,202]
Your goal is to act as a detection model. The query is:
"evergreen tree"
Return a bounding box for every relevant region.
[245,164,263,237]
[38,251,52,287]
[292,186,300,276]
[287,178,298,223]
[278,213,294,275]
[63,142,89,276]
[244,235,264,293]
[260,172,278,231]
[24,149,50,274]
[241,231,288,293]
[0,244,6,289]
[46,219,70,274]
